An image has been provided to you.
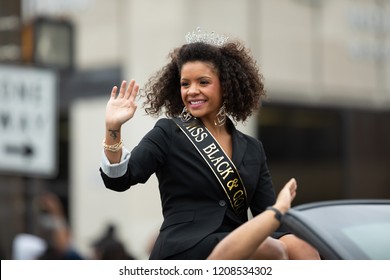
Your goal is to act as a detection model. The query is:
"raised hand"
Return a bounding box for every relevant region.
[274,178,297,214]
[105,79,139,130]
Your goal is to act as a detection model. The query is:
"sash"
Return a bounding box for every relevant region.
[173,117,248,219]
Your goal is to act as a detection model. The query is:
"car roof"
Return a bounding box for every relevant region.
[282,199,390,260]
[292,199,390,210]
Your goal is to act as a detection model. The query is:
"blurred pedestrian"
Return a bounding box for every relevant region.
[37,191,84,260]
[92,224,136,260]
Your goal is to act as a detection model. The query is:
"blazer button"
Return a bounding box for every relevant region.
[219,200,226,207]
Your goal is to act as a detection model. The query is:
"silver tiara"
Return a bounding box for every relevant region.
[185,27,229,46]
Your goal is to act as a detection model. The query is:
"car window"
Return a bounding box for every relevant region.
[341,222,390,260]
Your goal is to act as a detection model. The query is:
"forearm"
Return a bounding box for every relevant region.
[104,125,123,163]
[207,210,280,260]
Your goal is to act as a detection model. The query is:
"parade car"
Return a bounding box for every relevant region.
[281,199,390,260]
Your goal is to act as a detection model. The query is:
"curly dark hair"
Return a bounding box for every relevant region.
[142,40,266,123]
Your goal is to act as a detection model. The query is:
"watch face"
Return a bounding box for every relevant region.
[34,19,73,69]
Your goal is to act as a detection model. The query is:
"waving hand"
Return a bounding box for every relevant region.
[106,79,139,129]
[104,80,139,163]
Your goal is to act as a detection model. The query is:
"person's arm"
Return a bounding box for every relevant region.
[104,80,139,164]
[40,192,70,253]
[207,178,297,260]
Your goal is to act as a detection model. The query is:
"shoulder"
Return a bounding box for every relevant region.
[232,125,263,147]
[145,117,178,140]
[155,117,173,126]
[139,118,177,151]
[232,126,266,158]
[154,117,176,129]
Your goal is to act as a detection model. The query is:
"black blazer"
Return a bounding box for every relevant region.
[100,118,276,259]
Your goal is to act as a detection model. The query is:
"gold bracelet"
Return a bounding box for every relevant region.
[102,138,123,152]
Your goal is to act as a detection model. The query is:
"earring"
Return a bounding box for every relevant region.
[180,106,193,122]
[214,104,226,126]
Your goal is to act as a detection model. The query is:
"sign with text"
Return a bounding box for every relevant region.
[0,65,57,177]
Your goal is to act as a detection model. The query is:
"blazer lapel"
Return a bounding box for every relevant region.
[231,126,247,167]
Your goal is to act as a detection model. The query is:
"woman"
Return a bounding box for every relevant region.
[100,29,319,260]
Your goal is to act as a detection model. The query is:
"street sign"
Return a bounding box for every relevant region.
[0,65,57,177]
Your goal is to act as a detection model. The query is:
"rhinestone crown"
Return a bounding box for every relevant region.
[185,27,229,47]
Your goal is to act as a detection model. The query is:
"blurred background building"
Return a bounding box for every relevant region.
[0,0,389,259]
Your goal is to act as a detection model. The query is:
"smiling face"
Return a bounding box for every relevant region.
[180,61,223,125]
